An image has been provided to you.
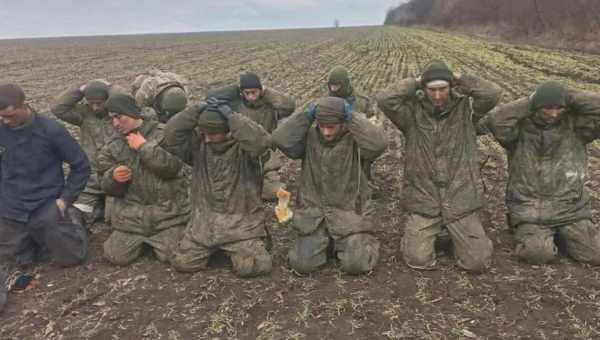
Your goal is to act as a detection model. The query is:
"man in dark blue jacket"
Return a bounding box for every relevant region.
[0,84,90,313]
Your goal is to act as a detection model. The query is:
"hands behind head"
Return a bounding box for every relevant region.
[205,97,233,120]
[306,103,317,122]
[343,99,353,121]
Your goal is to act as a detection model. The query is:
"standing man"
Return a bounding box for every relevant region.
[0,84,90,312]
[96,93,189,266]
[377,61,501,272]
[480,81,600,264]
[131,69,189,123]
[52,79,118,224]
[272,96,386,274]
[206,72,295,200]
[162,98,273,278]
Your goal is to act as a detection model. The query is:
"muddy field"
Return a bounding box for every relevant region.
[2,26,600,339]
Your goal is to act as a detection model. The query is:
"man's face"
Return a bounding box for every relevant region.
[241,88,262,103]
[318,123,344,142]
[87,98,106,113]
[329,83,342,93]
[110,113,140,135]
[203,132,230,144]
[539,105,565,124]
[0,104,31,128]
[425,86,450,108]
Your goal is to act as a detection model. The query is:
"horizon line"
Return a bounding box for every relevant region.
[0,24,383,41]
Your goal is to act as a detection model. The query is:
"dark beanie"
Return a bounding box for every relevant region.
[530,81,567,111]
[421,62,453,88]
[0,84,26,110]
[315,96,346,124]
[106,93,142,119]
[197,107,229,134]
[239,72,262,90]
[84,81,110,101]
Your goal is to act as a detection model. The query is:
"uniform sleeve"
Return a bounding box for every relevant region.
[51,88,86,126]
[480,97,530,149]
[376,78,418,134]
[228,113,272,159]
[264,88,296,119]
[50,123,91,204]
[131,74,145,96]
[568,89,600,142]
[454,74,502,122]
[349,114,387,161]
[134,77,159,108]
[138,137,184,180]
[96,143,129,197]
[272,110,311,160]
[162,103,206,165]
[205,84,241,102]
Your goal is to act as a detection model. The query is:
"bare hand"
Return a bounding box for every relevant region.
[113,165,132,183]
[126,132,147,151]
[56,198,66,217]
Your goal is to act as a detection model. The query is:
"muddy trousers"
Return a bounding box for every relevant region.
[171,236,272,278]
[0,199,88,272]
[73,172,106,224]
[401,212,493,272]
[515,220,600,265]
[288,226,380,275]
[103,227,184,266]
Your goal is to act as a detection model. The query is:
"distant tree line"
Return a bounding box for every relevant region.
[385,0,600,50]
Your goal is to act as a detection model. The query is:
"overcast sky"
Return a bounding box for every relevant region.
[0,0,403,39]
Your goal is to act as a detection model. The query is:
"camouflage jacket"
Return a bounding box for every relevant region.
[377,74,501,223]
[51,87,115,172]
[97,120,190,236]
[272,111,386,239]
[480,90,600,226]
[132,69,189,115]
[162,104,272,247]
[206,84,295,133]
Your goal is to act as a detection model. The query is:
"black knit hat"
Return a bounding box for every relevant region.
[239,72,262,90]
[106,93,142,119]
[197,107,229,134]
[315,96,346,124]
[530,81,567,111]
[421,62,453,88]
[0,84,25,110]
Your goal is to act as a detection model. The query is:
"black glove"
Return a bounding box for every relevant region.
[206,97,229,107]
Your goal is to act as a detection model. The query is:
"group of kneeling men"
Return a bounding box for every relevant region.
[2,62,600,312]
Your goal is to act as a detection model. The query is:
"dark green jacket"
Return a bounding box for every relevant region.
[480,90,600,226]
[97,120,190,235]
[377,74,501,222]
[272,111,386,239]
[162,104,272,247]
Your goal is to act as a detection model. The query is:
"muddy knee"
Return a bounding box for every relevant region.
[231,242,272,278]
[102,232,142,266]
[338,234,380,275]
[515,237,557,264]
